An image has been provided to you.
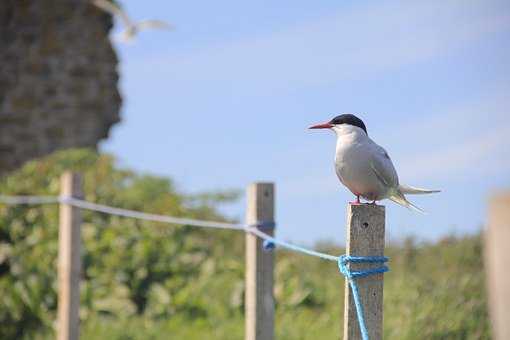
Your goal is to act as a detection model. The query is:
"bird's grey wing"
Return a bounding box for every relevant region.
[368,143,399,188]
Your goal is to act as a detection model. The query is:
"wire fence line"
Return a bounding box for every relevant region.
[0,194,338,262]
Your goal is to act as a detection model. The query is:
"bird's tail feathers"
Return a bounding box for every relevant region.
[398,184,440,195]
[388,189,425,214]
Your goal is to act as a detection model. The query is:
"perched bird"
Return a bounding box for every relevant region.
[310,114,439,212]
[92,0,173,43]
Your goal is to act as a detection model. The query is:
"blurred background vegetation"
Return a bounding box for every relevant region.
[0,149,490,339]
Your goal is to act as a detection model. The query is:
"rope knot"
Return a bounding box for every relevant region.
[338,255,389,280]
[337,254,389,340]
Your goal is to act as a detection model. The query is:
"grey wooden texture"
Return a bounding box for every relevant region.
[58,172,82,340]
[245,183,275,340]
[485,193,510,340]
[344,204,385,340]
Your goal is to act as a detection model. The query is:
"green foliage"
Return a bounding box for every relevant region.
[0,149,490,339]
[0,149,243,339]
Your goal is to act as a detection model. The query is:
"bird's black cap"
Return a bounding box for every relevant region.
[329,114,367,134]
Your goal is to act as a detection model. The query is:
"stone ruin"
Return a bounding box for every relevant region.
[0,0,121,176]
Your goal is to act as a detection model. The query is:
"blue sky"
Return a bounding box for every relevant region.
[102,0,510,245]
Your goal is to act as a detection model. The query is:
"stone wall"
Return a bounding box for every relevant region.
[0,0,121,175]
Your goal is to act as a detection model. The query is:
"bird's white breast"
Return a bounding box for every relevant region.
[333,126,391,200]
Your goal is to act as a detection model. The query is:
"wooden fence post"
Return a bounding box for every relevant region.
[344,204,385,340]
[485,193,510,340]
[58,172,82,340]
[245,183,275,340]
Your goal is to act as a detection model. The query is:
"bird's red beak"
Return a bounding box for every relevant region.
[309,122,333,129]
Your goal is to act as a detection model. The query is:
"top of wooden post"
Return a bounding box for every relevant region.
[345,204,385,257]
[246,183,274,225]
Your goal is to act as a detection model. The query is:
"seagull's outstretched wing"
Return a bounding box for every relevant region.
[115,20,173,43]
[93,0,173,43]
[137,20,174,31]
[92,0,133,27]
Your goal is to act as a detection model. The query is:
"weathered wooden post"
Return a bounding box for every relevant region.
[58,172,82,340]
[245,183,275,340]
[344,204,385,340]
[485,192,510,340]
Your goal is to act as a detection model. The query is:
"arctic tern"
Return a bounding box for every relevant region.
[310,114,439,212]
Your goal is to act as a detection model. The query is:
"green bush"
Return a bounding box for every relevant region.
[0,149,242,339]
[0,149,491,339]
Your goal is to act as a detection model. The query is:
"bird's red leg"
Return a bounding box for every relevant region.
[350,195,361,205]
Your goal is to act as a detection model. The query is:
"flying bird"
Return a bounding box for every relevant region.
[92,0,173,43]
[310,114,439,212]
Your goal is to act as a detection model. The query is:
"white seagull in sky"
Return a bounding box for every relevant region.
[92,0,173,43]
[310,114,440,212]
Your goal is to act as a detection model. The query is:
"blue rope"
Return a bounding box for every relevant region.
[338,255,389,340]
[247,227,339,261]
[1,194,390,339]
